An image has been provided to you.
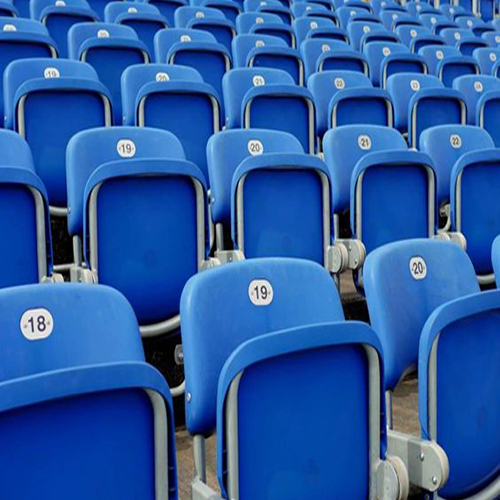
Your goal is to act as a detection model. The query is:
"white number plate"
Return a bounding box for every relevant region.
[248,279,273,306]
[20,308,54,340]
[409,256,427,280]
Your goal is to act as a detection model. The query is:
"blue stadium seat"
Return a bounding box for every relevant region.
[0,130,55,286]
[308,70,393,142]
[449,147,500,282]
[473,46,500,74]
[419,44,479,86]
[66,127,209,337]
[139,0,187,26]
[0,18,57,124]
[294,16,346,47]
[364,239,500,499]
[419,13,449,31]
[236,11,282,33]
[4,58,112,212]
[30,0,98,58]
[408,33,446,53]
[255,2,292,24]
[104,2,168,56]
[406,0,440,16]
[456,35,488,56]
[456,16,491,36]
[387,73,466,147]
[291,1,328,18]
[121,63,221,180]
[347,19,388,51]
[395,24,431,48]
[174,6,235,52]
[233,33,304,85]
[222,67,316,152]
[336,6,380,30]
[432,19,459,36]
[181,258,408,500]
[154,28,231,107]
[297,5,339,25]
[481,30,500,48]
[440,4,468,19]
[381,10,419,31]
[249,19,295,47]
[207,129,303,257]
[68,23,149,125]
[371,0,401,16]
[364,41,428,87]
[419,125,494,212]
[301,37,359,78]
[0,283,177,500]
[453,74,500,124]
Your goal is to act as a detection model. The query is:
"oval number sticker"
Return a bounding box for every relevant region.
[248,139,264,156]
[20,308,54,340]
[248,279,273,306]
[117,139,136,158]
[409,256,427,280]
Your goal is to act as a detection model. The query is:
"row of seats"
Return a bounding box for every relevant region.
[3,236,498,499]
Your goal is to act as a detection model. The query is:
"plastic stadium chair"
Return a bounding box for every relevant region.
[0,283,177,500]
[308,70,393,142]
[440,4,468,19]
[174,6,235,52]
[406,0,440,16]
[418,44,479,87]
[0,18,57,124]
[4,58,112,213]
[347,20,388,51]
[453,74,500,124]
[256,2,292,24]
[68,23,149,125]
[249,19,295,47]
[456,35,488,56]
[324,125,437,284]
[181,257,410,500]
[371,0,401,16]
[481,31,500,48]
[473,46,500,74]
[365,238,500,500]
[232,33,304,85]
[457,16,492,37]
[139,0,187,26]
[204,0,241,23]
[223,67,316,153]
[154,28,231,109]
[419,13,449,31]
[387,73,466,147]
[301,37,367,78]
[419,124,494,214]
[336,6,380,30]
[408,33,446,54]
[121,63,221,180]
[236,11,282,33]
[66,127,211,338]
[449,147,500,282]
[293,16,346,47]
[381,10,419,31]
[30,0,98,58]
[363,41,428,88]
[395,24,431,48]
[207,128,302,260]
[0,130,56,287]
[104,2,168,56]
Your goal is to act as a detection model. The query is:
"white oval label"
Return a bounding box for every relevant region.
[410,79,420,91]
[382,46,391,56]
[255,40,265,47]
[310,21,318,29]
[350,10,356,15]
[3,24,16,32]
[392,13,398,19]
[20,308,54,341]
[436,50,444,60]
[256,16,264,23]
[116,139,136,158]
[416,4,421,10]
[474,80,483,92]
[44,67,60,79]
[334,77,345,89]
[322,43,331,53]
[490,52,497,62]
[409,256,427,280]
[55,0,66,5]
[97,29,109,38]
[454,31,461,40]
[156,71,169,82]
[467,19,472,27]
[248,139,264,155]
[495,35,500,43]
[128,6,138,13]
[252,74,265,86]
[450,7,454,13]
[450,133,462,149]
[358,134,372,150]
[180,34,191,42]
[195,10,204,18]
[248,279,273,306]
[410,29,417,37]
[431,16,437,24]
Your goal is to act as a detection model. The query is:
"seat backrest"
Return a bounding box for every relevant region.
[208,128,303,228]
[363,41,410,86]
[244,0,281,11]
[66,126,185,238]
[381,9,414,30]
[232,33,287,67]
[301,37,351,77]
[323,124,407,215]
[481,31,500,49]
[419,13,448,30]
[418,44,460,74]
[453,74,500,123]
[347,20,387,50]
[364,238,479,391]
[0,129,35,171]
[222,66,294,128]
[180,257,345,436]
[154,27,215,61]
[31,0,93,20]
[419,124,494,206]
[396,24,431,47]
[386,73,444,131]
[293,15,335,46]
[174,5,225,27]
[104,1,161,21]
[441,27,473,45]
[121,62,203,124]
[308,69,372,135]
[473,46,500,74]
[236,11,282,33]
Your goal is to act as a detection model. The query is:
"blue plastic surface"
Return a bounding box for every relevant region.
[363,41,410,86]
[347,20,387,51]
[236,11,282,33]
[453,74,500,123]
